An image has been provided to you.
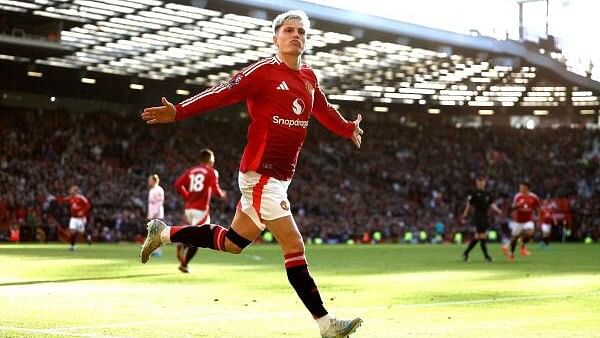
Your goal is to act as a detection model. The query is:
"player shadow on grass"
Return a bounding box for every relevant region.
[0,273,166,286]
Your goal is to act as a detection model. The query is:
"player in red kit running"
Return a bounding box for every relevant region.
[502,182,540,261]
[539,198,555,249]
[54,186,91,251]
[174,149,227,273]
[140,10,363,338]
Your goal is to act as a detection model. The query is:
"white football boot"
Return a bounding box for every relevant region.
[140,219,166,263]
[321,317,363,338]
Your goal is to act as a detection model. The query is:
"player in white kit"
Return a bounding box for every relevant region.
[147,174,165,256]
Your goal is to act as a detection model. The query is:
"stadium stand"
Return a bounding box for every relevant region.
[1,108,598,243]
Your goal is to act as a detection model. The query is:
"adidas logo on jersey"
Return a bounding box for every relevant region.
[277,81,289,91]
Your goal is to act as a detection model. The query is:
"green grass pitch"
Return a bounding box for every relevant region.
[1,243,599,337]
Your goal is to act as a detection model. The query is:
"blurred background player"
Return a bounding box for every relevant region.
[54,185,91,251]
[140,10,363,338]
[174,149,226,273]
[147,174,164,257]
[461,176,502,262]
[502,182,540,261]
[539,197,555,249]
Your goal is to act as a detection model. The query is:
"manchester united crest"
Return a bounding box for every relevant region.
[280,200,289,211]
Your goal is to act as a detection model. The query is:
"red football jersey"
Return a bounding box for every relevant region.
[57,194,91,218]
[512,192,540,222]
[175,56,355,180]
[539,205,554,224]
[174,164,225,211]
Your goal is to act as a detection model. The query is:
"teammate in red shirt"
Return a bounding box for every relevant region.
[539,198,555,249]
[502,182,540,261]
[140,10,363,337]
[54,185,91,251]
[174,149,226,273]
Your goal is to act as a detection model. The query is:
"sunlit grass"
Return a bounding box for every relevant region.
[1,243,599,337]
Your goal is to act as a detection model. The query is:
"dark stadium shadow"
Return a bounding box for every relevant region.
[0,273,166,286]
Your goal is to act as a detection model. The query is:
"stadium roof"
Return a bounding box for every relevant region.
[0,0,599,115]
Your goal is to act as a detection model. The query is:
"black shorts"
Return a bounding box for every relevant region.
[473,220,490,233]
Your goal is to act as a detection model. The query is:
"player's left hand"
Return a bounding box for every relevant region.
[351,113,363,148]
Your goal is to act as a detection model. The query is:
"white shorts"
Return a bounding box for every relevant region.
[185,208,210,225]
[541,223,552,236]
[69,217,86,233]
[147,206,164,220]
[510,221,535,236]
[238,171,292,230]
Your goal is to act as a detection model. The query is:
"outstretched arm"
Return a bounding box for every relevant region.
[141,64,261,124]
[141,97,177,124]
[312,86,363,148]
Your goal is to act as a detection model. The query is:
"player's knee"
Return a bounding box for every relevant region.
[224,228,252,254]
[285,241,305,255]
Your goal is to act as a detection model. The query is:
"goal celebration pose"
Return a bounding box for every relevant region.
[140,10,363,338]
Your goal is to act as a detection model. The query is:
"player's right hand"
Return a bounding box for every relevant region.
[141,97,177,124]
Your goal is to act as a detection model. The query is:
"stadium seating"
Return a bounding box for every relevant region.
[1,108,598,243]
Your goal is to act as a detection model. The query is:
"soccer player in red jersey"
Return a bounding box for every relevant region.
[502,182,540,261]
[54,185,91,251]
[140,10,363,337]
[174,149,226,273]
[539,198,555,249]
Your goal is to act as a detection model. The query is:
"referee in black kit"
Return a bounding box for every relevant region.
[461,176,503,262]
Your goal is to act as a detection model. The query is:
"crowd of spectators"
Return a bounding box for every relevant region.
[1,108,598,244]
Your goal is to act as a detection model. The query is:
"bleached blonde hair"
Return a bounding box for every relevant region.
[271,10,310,35]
